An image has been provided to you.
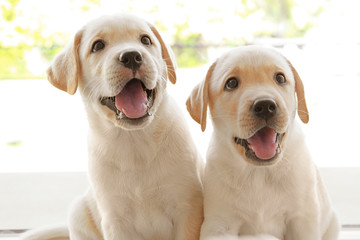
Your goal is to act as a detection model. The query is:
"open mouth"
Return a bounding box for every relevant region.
[100,78,155,120]
[234,127,284,165]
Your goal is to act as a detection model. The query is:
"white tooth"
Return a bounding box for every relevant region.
[116,111,125,120]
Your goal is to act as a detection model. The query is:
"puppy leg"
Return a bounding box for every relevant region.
[322,213,340,240]
[200,216,280,240]
[19,225,69,240]
[101,217,144,240]
[200,217,239,240]
[285,217,321,240]
[238,235,280,240]
[204,235,240,240]
[202,234,279,240]
[68,195,103,240]
[175,190,203,240]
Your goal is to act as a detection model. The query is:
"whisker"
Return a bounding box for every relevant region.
[165,65,176,79]
[210,114,239,120]
[297,98,307,104]
[297,109,309,116]
[166,70,176,80]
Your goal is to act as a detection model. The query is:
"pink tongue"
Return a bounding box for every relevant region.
[115,79,148,119]
[247,127,277,160]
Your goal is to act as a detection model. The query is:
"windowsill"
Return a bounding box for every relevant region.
[0,168,359,232]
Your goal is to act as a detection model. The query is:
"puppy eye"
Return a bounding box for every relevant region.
[224,78,239,91]
[141,35,152,46]
[275,73,286,85]
[91,40,105,53]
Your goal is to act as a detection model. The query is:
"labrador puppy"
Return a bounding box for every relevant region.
[186,46,339,240]
[21,14,203,240]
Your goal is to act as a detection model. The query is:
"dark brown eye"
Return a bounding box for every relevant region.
[275,73,286,84]
[91,40,105,53]
[224,78,239,91]
[141,35,152,45]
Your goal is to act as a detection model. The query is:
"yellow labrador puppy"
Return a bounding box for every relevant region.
[187,46,339,240]
[21,14,203,240]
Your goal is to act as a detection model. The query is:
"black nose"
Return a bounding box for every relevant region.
[252,98,277,120]
[119,51,143,71]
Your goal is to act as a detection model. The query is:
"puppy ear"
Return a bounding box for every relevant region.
[47,30,83,95]
[186,62,216,131]
[148,24,177,84]
[287,60,309,124]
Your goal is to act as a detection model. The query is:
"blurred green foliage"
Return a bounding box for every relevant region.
[0,44,28,79]
[1,0,19,22]
[172,22,207,68]
[241,0,321,38]
[0,0,326,78]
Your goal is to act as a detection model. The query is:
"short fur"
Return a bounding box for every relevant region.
[21,14,203,240]
[187,46,339,240]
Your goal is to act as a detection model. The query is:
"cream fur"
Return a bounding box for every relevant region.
[187,46,339,240]
[20,14,203,240]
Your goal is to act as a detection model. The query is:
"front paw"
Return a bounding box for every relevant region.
[205,235,240,240]
[238,235,280,240]
[205,234,279,240]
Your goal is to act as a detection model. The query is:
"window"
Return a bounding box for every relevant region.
[1,0,359,238]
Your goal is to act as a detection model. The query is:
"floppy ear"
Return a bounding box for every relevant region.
[149,24,177,84]
[47,30,83,95]
[287,60,309,124]
[186,62,216,131]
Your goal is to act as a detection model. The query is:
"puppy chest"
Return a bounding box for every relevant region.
[132,203,175,240]
[237,209,286,236]
[234,193,287,235]
[114,184,178,238]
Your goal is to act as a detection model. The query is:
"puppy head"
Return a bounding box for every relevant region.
[47,14,176,130]
[187,46,309,166]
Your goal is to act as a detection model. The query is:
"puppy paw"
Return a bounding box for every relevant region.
[205,235,239,240]
[238,234,280,240]
[205,234,279,240]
